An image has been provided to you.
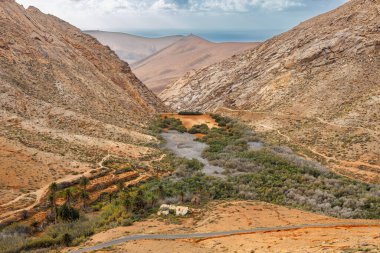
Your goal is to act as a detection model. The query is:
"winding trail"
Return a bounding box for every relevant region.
[70,222,380,253]
[0,173,85,222]
[0,154,112,222]
[315,117,380,141]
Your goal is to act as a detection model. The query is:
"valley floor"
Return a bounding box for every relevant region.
[68,201,380,253]
[215,107,380,184]
[2,113,379,253]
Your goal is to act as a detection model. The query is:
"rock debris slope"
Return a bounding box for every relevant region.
[161,0,380,182]
[0,0,166,204]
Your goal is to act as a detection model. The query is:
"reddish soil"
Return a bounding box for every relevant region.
[161,114,218,130]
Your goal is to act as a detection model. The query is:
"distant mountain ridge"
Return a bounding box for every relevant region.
[132,34,259,93]
[85,30,184,64]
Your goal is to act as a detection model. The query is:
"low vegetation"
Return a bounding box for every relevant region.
[188,124,209,134]
[152,114,380,219]
[0,218,97,253]
[150,116,187,133]
[200,115,380,219]
[178,111,203,115]
[2,113,379,253]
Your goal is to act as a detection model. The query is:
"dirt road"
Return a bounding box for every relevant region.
[70,222,380,253]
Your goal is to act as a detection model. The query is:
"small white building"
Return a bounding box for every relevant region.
[157,204,189,216]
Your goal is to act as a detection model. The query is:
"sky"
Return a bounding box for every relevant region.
[16,0,347,42]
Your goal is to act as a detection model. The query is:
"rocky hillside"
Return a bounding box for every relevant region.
[0,0,166,205]
[161,0,380,182]
[132,35,258,93]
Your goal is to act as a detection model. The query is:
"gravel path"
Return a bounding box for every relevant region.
[70,222,380,253]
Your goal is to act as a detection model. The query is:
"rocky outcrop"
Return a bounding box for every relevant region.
[160,0,380,181]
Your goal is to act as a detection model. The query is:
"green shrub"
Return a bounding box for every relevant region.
[57,204,80,221]
[0,234,26,253]
[178,111,203,115]
[46,219,95,240]
[24,236,59,251]
[188,124,209,134]
[153,117,187,133]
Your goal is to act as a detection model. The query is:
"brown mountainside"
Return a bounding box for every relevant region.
[0,0,166,208]
[161,0,380,182]
[132,35,259,93]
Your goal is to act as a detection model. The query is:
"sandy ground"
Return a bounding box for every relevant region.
[161,131,224,176]
[0,137,91,205]
[161,114,218,129]
[69,201,380,253]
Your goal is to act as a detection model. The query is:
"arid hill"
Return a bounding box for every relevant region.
[132,35,259,93]
[0,0,166,209]
[161,0,380,182]
[85,31,184,64]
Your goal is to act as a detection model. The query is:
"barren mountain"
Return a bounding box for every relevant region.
[161,0,380,182]
[85,31,183,64]
[0,0,166,210]
[132,35,259,93]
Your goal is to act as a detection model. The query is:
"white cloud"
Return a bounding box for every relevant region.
[15,0,346,32]
[17,0,306,14]
[190,0,304,12]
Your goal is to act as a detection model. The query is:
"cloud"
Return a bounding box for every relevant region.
[16,0,346,34]
[188,0,304,12]
[57,0,306,13]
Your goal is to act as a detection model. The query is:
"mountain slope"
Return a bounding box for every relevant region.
[85,31,183,64]
[0,1,166,208]
[160,0,380,182]
[132,35,259,93]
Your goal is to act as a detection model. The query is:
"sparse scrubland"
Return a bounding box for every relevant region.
[1,114,379,253]
[150,115,380,219]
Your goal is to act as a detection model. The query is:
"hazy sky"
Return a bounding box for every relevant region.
[16,0,347,41]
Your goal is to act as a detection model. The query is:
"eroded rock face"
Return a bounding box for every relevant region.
[160,0,380,181]
[0,1,167,201]
[161,0,379,115]
[0,1,166,126]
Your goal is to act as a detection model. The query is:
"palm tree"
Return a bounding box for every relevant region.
[78,176,90,209]
[157,184,165,200]
[146,191,158,208]
[179,190,185,203]
[49,182,58,223]
[133,189,146,212]
[79,189,90,210]
[49,182,58,193]
[122,191,133,212]
[64,188,73,205]
[79,176,90,191]
[117,181,124,192]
